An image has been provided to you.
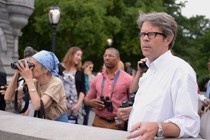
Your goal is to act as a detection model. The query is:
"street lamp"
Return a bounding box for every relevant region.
[48,5,61,53]
[107,38,113,48]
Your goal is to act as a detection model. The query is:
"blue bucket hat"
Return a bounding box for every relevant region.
[32,50,60,76]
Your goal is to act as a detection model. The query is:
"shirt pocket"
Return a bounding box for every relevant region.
[113,83,128,100]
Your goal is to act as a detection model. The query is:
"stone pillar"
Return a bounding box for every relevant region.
[0,0,34,79]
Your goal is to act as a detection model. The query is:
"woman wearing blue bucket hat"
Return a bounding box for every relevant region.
[6,50,68,122]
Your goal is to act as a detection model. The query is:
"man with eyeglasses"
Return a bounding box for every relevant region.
[117,12,200,139]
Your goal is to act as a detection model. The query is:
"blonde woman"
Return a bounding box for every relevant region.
[82,60,95,125]
[60,47,86,124]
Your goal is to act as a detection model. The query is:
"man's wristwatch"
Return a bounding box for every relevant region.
[156,122,164,137]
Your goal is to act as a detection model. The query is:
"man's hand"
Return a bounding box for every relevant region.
[127,122,158,140]
[203,99,210,106]
[117,107,132,121]
[87,99,105,110]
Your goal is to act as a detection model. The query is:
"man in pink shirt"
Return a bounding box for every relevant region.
[84,47,133,130]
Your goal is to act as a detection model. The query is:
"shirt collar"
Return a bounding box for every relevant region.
[102,68,120,80]
[148,50,172,72]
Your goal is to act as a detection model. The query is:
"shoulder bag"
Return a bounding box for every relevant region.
[200,104,210,139]
[34,99,45,119]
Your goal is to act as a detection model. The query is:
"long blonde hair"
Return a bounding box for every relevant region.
[82,61,93,69]
[62,46,82,70]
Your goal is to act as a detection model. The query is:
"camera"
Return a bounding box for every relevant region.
[100,96,113,112]
[139,62,148,72]
[11,60,35,70]
[120,93,135,108]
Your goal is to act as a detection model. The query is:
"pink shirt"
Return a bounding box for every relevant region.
[86,69,133,118]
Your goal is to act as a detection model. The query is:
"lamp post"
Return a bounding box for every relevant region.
[107,38,113,48]
[48,5,61,53]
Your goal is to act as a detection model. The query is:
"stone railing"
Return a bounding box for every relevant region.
[0,111,205,140]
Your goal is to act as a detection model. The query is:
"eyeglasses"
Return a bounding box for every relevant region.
[103,54,115,58]
[139,32,166,39]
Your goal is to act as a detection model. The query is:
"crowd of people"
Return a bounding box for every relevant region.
[0,11,210,139]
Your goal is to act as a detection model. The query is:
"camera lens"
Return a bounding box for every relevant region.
[28,62,35,68]
[10,61,35,70]
[11,62,18,69]
[120,100,129,108]
[105,97,113,112]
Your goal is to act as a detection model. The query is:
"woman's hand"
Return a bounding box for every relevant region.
[16,60,33,81]
[72,103,80,113]
[0,85,7,95]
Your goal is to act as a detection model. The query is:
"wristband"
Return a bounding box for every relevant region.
[29,89,36,92]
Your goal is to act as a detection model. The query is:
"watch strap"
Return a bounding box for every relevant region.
[157,122,164,137]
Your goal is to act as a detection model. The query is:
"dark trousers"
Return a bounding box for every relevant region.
[83,105,91,125]
[0,72,7,111]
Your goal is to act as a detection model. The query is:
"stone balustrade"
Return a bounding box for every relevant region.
[0,111,205,140]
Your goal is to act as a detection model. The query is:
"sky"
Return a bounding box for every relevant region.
[176,0,210,19]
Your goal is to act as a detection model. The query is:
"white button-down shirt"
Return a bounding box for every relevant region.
[128,50,200,138]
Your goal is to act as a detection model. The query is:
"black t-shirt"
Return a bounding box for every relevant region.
[0,72,7,110]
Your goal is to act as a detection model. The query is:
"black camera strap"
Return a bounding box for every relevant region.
[14,79,30,114]
[100,70,120,98]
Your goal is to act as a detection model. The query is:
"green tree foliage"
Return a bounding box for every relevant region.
[174,15,210,90]
[19,0,210,90]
